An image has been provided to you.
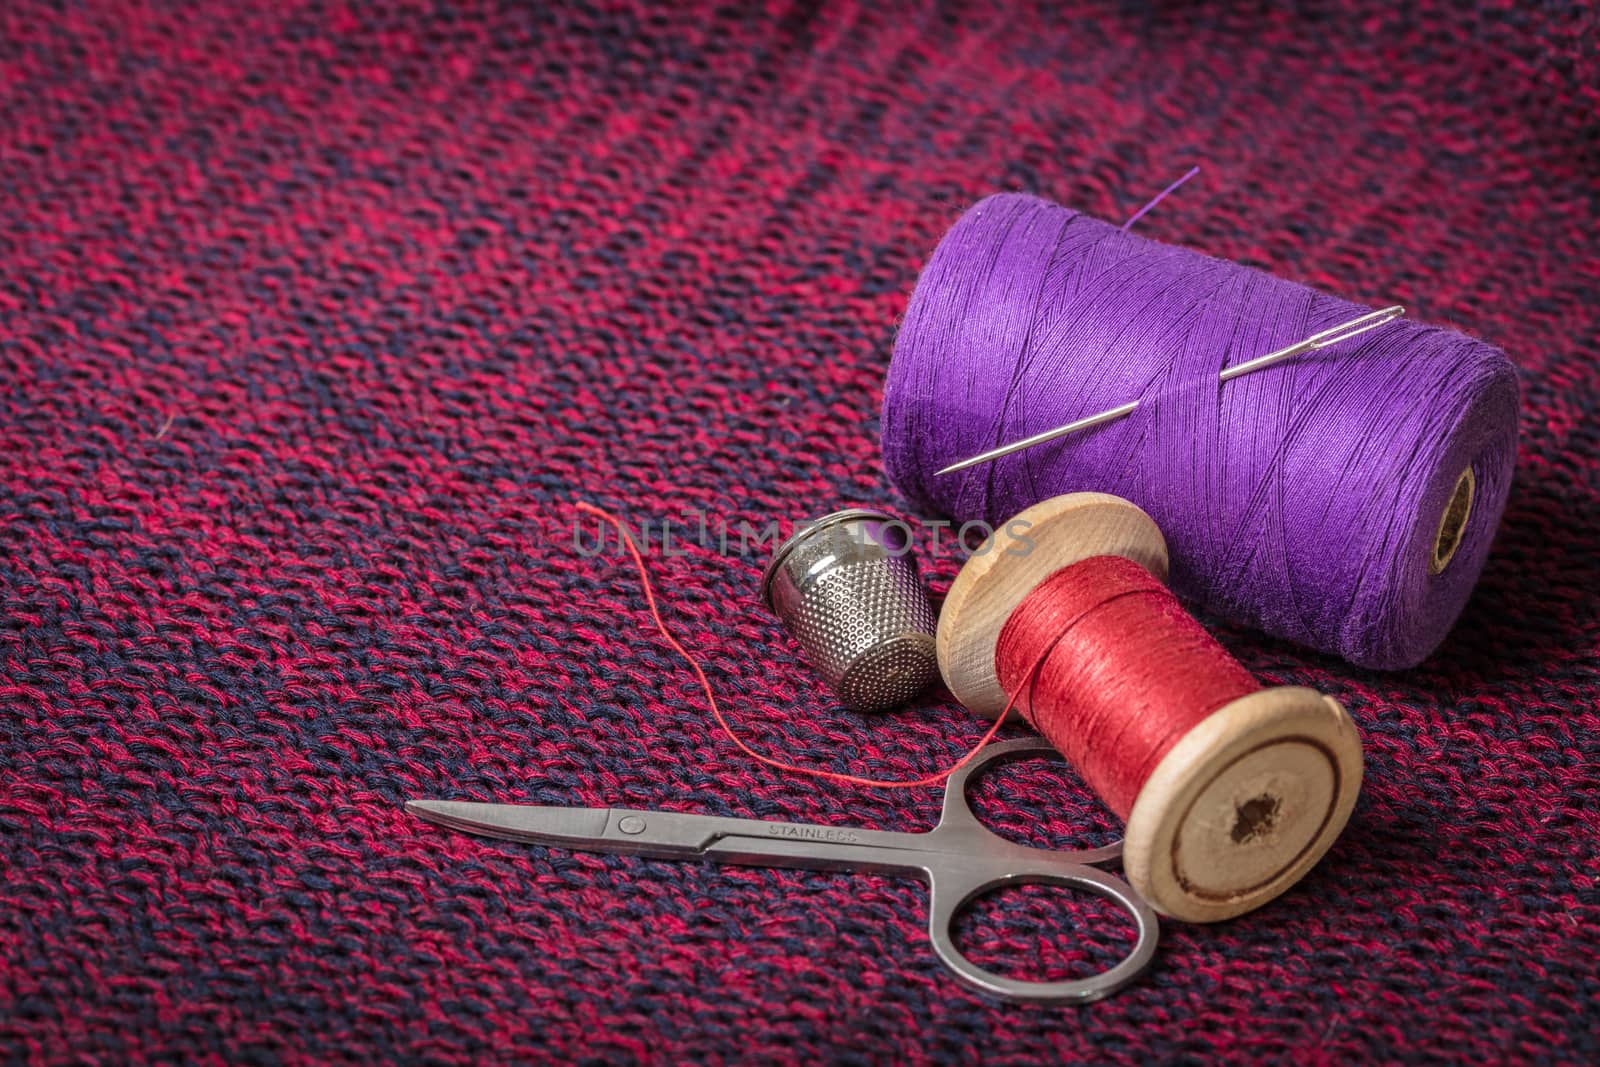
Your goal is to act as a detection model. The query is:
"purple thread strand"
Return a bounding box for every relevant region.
[881,194,1520,669]
[1122,166,1201,231]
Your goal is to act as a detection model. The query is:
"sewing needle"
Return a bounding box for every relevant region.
[933,305,1406,477]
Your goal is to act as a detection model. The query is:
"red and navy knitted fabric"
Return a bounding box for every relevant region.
[1,2,1596,1063]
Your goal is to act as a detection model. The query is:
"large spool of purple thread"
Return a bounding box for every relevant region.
[882,194,1519,669]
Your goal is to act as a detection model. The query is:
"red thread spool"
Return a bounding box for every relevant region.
[938,494,1363,922]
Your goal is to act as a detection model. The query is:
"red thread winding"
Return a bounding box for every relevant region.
[995,555,1261,817]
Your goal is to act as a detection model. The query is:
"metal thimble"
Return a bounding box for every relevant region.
[759,509,939,712]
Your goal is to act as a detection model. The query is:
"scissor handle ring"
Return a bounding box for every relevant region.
[926,737,1157,1002]
[925,860,1160,1004]
[938,738,1122,865]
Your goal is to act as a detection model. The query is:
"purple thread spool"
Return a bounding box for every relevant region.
[881,193,1519,669]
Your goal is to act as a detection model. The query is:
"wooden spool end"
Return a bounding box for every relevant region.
[1122,686,1363,922]
[937,493,1169,720]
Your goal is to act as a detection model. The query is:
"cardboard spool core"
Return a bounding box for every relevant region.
[937,493,1364,922]
[1431,466,1475,574]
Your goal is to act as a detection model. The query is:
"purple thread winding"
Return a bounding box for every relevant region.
[881,194,1520,669]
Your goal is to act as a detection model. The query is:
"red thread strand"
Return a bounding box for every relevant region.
[995,555,1261,817]
[577,501,1052,790]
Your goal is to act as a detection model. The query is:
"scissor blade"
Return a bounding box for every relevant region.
[407,800,612,846]
[407,800,751,859]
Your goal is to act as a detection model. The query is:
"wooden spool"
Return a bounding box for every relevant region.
[937,493,1364,922]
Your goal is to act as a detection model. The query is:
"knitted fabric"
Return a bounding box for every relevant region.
[1,2,1595,1062]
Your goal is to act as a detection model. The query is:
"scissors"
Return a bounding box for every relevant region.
[407,738,1159,1003]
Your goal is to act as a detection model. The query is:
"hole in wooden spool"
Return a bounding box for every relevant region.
[1431,466,1475,575]
[1230,793,1282,845]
